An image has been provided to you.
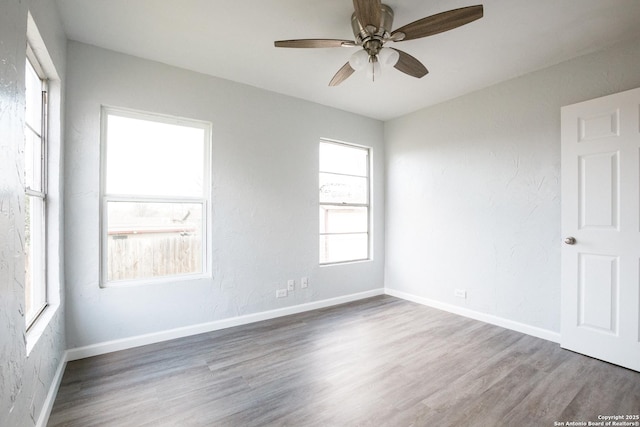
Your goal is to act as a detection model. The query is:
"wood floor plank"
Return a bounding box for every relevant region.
[499,355,592,425]
[48,296,640,426]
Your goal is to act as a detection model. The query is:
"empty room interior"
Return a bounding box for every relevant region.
[2,0,640,426]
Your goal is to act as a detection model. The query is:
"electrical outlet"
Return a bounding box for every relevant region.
[276,289,287,298]
[287,279,295,291]
[454,289,467,299]
[301,277,308,288]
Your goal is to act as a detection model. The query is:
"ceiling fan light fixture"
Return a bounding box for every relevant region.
[348,49,370,71]
[378,47,399,67]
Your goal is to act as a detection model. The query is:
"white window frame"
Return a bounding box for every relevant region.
[100,107,212,287]
[25,12,63,355]
[319,139,371,265]
[24,43,48,330]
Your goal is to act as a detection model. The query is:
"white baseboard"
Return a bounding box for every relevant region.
[385,288,561,343]
[36,350,68,427]
[66,288,385,361]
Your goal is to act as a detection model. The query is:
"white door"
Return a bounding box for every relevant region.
[561,87,640,372]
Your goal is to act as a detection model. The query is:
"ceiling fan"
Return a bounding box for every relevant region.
[274,0,483,86]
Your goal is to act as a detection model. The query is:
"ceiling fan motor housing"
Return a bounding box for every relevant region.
[351,4,394,44]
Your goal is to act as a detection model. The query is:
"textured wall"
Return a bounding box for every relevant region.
[384,36,640,333]
[0,1,28,420]
[64,41,385,348]
[0,1,67,426]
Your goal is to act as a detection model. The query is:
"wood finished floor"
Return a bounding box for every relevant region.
[49,296,640,427]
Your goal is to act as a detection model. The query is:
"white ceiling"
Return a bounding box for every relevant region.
[54,0,640,121]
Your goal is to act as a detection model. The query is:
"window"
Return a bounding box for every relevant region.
[319,140,370,264]
[101,108,211,286]
[24,45,48,328]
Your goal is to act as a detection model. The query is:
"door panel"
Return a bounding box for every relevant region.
[579,152,619,229]
[561,87,640,372]
[578,109,619,142]
[578,253,617,333]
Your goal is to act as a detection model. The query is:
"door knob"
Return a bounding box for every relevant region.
[564,237,576,245]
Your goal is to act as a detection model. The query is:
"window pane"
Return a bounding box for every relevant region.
[107,201,203,282]
[320,206,368,234]
[24,49,47,328]
[24,129,42,192]
[320,233,368,264]
[105,114,205,197]
[318,140,371,264]
[319,172,367,204]
[25,195,46,325]
[320,142,368,176]
[25,59,42,131]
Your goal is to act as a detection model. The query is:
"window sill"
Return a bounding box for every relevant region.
[100,272,212,289]
[26,302,59,356]
[320,258,372,267]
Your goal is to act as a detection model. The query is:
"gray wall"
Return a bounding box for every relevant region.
[0,1,67,426]
[384,36,640,333]
[64,41,385,348]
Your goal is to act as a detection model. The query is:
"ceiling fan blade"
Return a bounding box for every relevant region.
[329,62,356,86]
[392,48,428,78]
[353,0,382,28]
[391,5,483,41]
[275,39,356,48]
